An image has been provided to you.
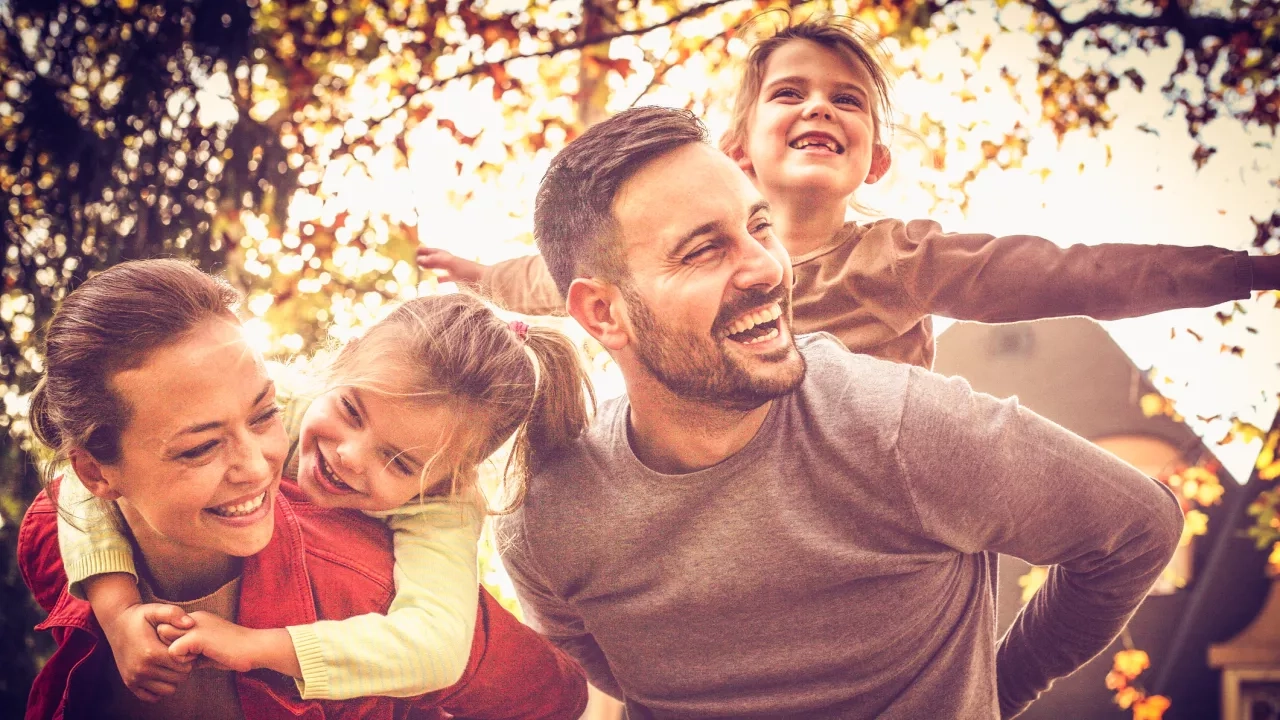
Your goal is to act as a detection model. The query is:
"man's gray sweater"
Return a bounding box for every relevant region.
[497,334,1183,719]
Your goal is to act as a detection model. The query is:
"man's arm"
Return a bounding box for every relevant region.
[888,218,1265,322]
[893,367,1183,718]
[497,513,624,699]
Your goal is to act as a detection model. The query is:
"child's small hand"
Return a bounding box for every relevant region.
[165,611,300,678]
[415,246,486,285]
[100,603,196,702]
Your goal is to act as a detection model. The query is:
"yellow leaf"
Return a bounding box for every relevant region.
[1261,460,1280,482]
[1133,694,1171,720]
[1140,394,1167,418]
[1196,482,1225,507]
[1018,566,1049,604]
[1113,649,1150,679]
[1185,510,1209,539]
[1115,686,1141,710]
[1268,543,1280,575]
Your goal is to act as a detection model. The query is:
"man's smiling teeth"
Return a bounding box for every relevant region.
[727,303,783,336]
[208,492,266,517]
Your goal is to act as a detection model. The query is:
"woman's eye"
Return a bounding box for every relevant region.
[394,458,413,475]
[179,441,218,460]
[771,87,801,100]
[253,405,280,426]
[834,94,863,108]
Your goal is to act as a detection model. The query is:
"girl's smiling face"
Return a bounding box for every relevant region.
[742,39,890,206]
[296,384,464,512]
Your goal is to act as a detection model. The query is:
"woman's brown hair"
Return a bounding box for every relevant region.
[29,258,242,500]
[325,293,595,514]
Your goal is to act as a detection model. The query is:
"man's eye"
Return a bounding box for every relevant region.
[684,245,716,263]
[751,220,774,235]
[179,441,218,460]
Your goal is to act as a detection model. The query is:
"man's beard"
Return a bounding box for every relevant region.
[622,283,806,411]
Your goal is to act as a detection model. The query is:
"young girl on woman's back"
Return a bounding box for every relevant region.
[56,289,593,709]
[417,16,1279,369]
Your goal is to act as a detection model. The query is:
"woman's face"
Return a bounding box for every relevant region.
[99,316,288,561]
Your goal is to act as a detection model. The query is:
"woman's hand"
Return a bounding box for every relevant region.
[164,612,302,678]
[100,603,196,702]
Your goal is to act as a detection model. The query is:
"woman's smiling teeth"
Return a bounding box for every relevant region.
[207,492,266,518]
[726,303,783,344]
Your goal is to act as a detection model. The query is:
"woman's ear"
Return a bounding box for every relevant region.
[865,144,892,185]
[68,448,122,500]
[566,278,630,353]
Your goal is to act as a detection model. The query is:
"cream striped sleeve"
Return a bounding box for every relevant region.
[285,498,483,700]
[55,470,138,599]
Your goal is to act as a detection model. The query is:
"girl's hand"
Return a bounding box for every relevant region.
[100,603,196,702]
[415,246,487,284]
[166,612,302,678]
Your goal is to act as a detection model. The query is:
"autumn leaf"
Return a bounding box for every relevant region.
[1136,123,1159,136]
[1133,695,1171,720]
[1113,649,1151,679]
[1018,566,1048,604]
[1186,328,1204,341]
[1106,669,1129,690]
[1220,344,1245,357]
[1214,311,1233,325]
[1183,510,1209,542]
[1115,686,1141,710]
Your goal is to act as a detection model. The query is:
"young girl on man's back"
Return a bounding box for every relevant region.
[56,289,593,710]
[418,16,1279,369]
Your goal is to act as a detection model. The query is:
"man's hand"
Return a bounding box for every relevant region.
[416,246,487,285]
[164,611,302,678]
[100,603,196,702]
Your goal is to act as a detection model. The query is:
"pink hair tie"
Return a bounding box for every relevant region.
[509,320,530,341]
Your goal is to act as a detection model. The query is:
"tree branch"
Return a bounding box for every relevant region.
[353,0,744,148]
[1020,0,1277,51]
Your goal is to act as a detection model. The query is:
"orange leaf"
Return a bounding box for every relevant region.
[1113,649,1151,679]
[1133,695,1171,720]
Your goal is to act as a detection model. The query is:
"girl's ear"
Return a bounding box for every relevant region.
[865,144,892,185]
[68,448,123,500]
[566,278,630,353]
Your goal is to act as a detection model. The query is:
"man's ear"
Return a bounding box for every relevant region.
[719,134,755,179]
[865,144,892,185]
[68,448,122,501]
[566,278,630,353]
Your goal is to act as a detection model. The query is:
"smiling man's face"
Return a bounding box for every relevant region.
[611,142,806,410]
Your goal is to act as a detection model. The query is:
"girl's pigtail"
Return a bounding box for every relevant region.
[497,326,594,513]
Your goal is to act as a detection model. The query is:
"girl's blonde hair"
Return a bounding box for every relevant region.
[720,14,894,165]
[323,293,594,514]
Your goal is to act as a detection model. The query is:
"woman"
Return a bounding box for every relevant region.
[20,258,586,720]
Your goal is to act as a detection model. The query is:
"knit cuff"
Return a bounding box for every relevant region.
[64,551,138,600]
[287,624,331,700]
[1233,250,1254,294]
